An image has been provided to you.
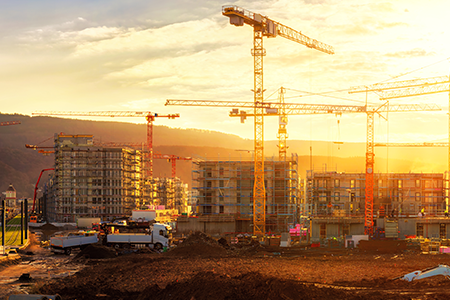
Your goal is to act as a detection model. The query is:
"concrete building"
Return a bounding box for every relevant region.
[46,133,191,223]
[177,156,299,235]
[305,171,449,240]
[47,134,143,222]
[145,177,190,214]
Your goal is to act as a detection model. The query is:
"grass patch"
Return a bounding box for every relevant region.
[0,216,28,247]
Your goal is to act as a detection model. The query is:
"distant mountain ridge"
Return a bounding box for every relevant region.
[0,113,446,198]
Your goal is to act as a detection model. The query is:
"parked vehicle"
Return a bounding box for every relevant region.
[76,217,101,229]
[105,223,171,250]
[131,210,156,222]
[112,219,127,226]
[50,231,99,255]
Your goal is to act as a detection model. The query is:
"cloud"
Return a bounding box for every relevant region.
[1,0,450,144]
[385,49,436,59]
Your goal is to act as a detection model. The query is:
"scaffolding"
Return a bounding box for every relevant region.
[48,134,142,222]
[306,171,445,218]
[144,177,190,214]
[192,154,299,234]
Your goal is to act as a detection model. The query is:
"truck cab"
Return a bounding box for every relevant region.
[152,223,172,241]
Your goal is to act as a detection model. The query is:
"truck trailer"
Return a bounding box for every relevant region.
[50,231,99,255]
[105,223,171,250]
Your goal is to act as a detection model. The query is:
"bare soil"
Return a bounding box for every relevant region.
[5,232,450,299]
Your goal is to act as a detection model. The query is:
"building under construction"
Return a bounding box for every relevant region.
[145,177,190,215]
[177,155,299,234]
[305,171,450,240]
[46,134,189,222]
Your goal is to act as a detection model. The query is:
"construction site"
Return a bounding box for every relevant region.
[3,3,450,300]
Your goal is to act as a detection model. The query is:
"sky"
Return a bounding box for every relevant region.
[2,0,450,144]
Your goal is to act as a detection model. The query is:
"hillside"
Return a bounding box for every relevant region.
[0,113,446,198]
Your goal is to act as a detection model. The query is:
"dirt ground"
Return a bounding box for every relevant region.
[4,232,450,299]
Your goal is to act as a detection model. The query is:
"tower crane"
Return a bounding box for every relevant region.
[26,134,56,154]
[0,121,21,126]
[26,141,146,156]
[350,75,449,235]
[31,111,180,178]
[349,76,449,100]
[235,102,442,236]
[374,142,449,147]
[167,98,440,235]
[222,5,334,235]
[154,154,192,178]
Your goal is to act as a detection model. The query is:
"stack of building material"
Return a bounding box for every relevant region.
[420,240,430,254]
[280,233,291,247]
[429,241,440,255]
[269,237,281,246]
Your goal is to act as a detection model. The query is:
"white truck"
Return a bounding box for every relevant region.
[131,210,156,222]
[50,231,99,255]
[105,223,171,250]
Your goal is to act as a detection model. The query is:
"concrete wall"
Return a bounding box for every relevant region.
[176,218,236,236]
[421,223,440,238]
[390,218,450,239]
[311,222,365,240]
[397,219,415,237]
[326,224,340,237]
[350,223,364,235]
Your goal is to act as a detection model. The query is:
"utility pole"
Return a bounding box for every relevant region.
[21,201,24,245]
[24,198,28,240]
[1,200,4,255]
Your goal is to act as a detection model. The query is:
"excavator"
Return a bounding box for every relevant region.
[395,265,450,281]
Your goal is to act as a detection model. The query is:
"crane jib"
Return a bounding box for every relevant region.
[222,5,334,55]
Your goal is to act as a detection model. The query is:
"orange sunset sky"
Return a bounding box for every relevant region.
[1,0,450,144]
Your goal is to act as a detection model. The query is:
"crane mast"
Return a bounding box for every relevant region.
[278,87,288,161]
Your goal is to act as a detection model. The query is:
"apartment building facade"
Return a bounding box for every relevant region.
[145,177,190,214]
[187,157,299,234]
[306,172,445,217]
[46,134,191,223]
[304,171,448,240]
[47,134,142,222]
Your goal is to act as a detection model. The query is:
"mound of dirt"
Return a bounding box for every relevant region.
[73,244,117,260]
[235,239,266,255]
[165,232,228,257]
[39,223,60,231]
[34,223,62,241]
[359,240,407,253]
[135,271,408,300]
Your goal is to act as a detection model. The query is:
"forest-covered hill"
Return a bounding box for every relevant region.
[0,113,446,198]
